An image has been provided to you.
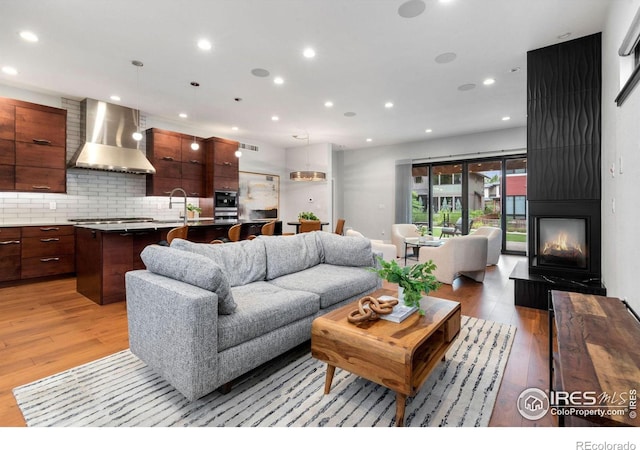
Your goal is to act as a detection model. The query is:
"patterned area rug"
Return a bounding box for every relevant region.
[13,316,515,427]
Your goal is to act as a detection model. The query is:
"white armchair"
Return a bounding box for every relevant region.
[346,229,397,262]
[391,224,421,258]
[472,226,501,265]
[418,235,488,284]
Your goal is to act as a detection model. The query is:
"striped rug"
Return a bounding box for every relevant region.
[13,316,515,427]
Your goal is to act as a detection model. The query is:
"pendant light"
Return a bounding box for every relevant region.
[131,60,143,142]
[289,134,326,182]
[190,81,200,150]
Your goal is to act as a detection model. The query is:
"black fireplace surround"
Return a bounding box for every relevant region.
[528,200,601,281]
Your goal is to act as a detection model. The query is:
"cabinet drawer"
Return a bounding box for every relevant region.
[182,178,204,197]
[0,227,21,239]
[181,160,204,180]
[22,235,75,258]
[181,137,204,163]
[15,106,66,147]
[15,167,66,192]
[0,138,15,165]
[21,254,74,279]
[22,225,74,238]
[151,157,181,179]
[146,176,183,196]
[0,102,15,140]
[15,142,66,169]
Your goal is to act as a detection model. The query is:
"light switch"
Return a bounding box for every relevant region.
[49,201,56,210]
[619,156,623,174]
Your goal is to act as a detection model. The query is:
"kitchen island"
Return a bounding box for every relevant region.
[75,219,281,305]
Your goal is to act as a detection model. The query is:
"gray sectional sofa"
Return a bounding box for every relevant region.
[125,231,382,401]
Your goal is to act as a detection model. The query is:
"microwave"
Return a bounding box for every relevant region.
[214,191,238,208]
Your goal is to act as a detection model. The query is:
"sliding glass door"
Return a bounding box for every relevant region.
[411,155,527,255]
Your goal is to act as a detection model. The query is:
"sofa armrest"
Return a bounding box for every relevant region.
[125,270,220,400]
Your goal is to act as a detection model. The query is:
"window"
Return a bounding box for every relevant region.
[616,6,640,106]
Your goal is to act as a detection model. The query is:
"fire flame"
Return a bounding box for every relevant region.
[542,232,584,255]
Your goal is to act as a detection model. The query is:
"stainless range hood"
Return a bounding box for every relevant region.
[68,98,156,174]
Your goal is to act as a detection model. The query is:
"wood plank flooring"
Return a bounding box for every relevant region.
[0,254,555,427]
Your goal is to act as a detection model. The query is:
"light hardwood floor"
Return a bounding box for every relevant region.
[0,253,555,427]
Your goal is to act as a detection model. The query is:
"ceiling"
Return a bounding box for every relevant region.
[0,0,612,151]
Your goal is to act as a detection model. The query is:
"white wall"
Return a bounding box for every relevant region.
[601,0,640,312]
[282,143,332,234]
[340,127,526,241]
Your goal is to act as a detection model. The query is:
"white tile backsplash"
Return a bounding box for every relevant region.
[0,98,198,225]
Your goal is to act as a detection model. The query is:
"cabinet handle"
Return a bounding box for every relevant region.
[32,139,52,145]
[223,161,231,166]
[190,192,200,196]
[189,160,200,164]
[162,156,174,161]
[40,257,60,262]
[120,233,133,237]
[32,185,51,190]
[0,240,20,245]
[40,227,60,231]
[40,238,60,242]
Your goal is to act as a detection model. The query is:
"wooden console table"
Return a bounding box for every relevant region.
[549,290,640,426]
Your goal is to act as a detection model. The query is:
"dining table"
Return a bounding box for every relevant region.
[286,221,330,233]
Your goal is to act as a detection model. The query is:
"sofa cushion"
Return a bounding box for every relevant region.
[140,245,237,314]
[315,231,374,267]
[258,234,322,280]
[268,264,380,309]
[217,282,319,351]
[171,238,267,287]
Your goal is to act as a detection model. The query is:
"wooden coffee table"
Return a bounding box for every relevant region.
[311,288,461,426]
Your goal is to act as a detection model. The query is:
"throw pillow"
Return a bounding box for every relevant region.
[316,231,373,267]
[259,233,322,280]
[140,244,236,314]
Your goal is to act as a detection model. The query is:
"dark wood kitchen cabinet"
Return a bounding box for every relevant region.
[0,227,21,282]
[21,225,75,279]
[75,227,161,305]
[205,137,239,195]
[146,128,204,197]
[0,97,67,193]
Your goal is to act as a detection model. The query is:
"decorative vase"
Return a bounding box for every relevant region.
[419,236,428,244]
[397,286,404,303]
[187,210,195,219]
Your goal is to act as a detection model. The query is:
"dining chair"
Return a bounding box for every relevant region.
[261,220,276,236]
[166,225,188,244]
[227,223,242,242]
[299,219,321,233]
[334,218,345,235]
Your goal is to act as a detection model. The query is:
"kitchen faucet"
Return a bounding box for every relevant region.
[169,187,188,225]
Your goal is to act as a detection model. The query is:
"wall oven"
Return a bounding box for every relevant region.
[214,191,238,220]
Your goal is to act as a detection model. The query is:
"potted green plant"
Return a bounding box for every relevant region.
[370,257,440,313]
[416,225,431,243]
[186,203,202,219]
[298,211,319,221]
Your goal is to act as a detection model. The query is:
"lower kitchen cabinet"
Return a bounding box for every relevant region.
[75,228,161,305]
[0,227,21,282]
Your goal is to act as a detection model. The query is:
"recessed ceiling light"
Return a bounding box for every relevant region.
[2,66,17,76]
[344,112,356,117]
[251,68,270,77]
[398,0,426,18]
[435,52,457,64]
[384,102,394,108]
[502,116,511,121]
[558,32,572,40]
[483,78,495,86]
[438,0,453,3]
[366,138,372,142]
[303,47,316,58]
[425,129,433,133]
[231,126,239,131]
[197,39,212,50]
[110,95,121,102]
[179,113,188,119]
[19,30,38,42]
[271,115,279,121]
[273,76,284,85]
[458,83,476,91]
[324,101,334,108]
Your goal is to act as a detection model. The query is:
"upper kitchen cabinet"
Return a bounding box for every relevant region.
[0,97,67,193]
[204,137,239,196]
[146,128,204,197]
